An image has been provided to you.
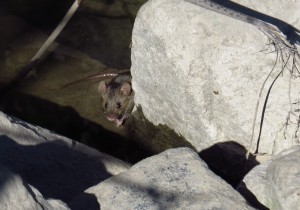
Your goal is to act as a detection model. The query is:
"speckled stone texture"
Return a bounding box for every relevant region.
[131,0,300,155]
[85,147,255,210]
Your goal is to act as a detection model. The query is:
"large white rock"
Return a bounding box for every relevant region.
[131,0,300,155]
[83,147,255,209]
[238,145,300,210]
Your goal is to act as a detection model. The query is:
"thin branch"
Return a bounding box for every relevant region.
[254,51,290,155]
[0,0,81,96]
[31,0,81,62]
[247,41,278,158]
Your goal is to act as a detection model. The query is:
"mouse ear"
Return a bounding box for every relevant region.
[98,81,107,94]
[120,82,132,96]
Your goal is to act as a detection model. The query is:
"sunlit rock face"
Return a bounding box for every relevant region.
[131,0,300,155]
[82,147,255,210]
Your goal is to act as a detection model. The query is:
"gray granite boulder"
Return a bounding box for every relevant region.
[81,147,255,209]
[131,0,300,155]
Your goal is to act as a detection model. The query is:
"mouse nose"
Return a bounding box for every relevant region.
[106,113,118,121]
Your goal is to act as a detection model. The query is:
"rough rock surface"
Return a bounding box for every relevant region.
[238,145,300,210]
[0,165,69,210]
[131,0,300,155]
[83,147,255,210]
[0,111,130,208]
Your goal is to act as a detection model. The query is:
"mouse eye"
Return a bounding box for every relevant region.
[104,103,108,109]
[116,102,121,109]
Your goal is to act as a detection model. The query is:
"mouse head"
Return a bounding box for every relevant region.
[98,80,133,127]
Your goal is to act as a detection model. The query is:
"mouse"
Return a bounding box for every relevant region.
[98,72,134,127]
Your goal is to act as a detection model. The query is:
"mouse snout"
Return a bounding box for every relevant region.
[105,112,126,127]
[106,112,118,121]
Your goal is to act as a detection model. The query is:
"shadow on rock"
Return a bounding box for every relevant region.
[237,182,270,210]
[68,193,100,210]
[198,141,269,209]
[0,91,151,163]
[199,141,258,187]
[0,135,109,204]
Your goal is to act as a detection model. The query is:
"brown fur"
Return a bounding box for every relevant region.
[98,72,134,127]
